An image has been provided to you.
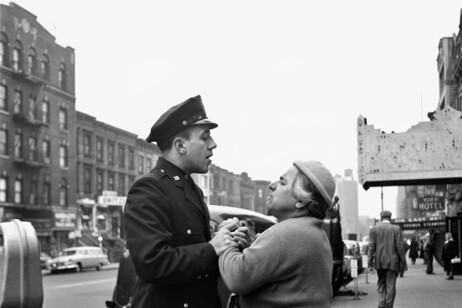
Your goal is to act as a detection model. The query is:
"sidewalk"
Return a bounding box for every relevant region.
[331,259,461,308]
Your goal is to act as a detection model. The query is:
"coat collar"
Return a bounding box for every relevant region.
[155,157,206,215]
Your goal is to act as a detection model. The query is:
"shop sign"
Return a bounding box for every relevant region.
[98,195,127,207]
[54,212,76,229]
[411,196,445,212]
[391,217,446,230]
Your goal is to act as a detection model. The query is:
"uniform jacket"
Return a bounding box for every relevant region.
[368,221,407,272]
[219,216,333,308]
[124,157,221,308]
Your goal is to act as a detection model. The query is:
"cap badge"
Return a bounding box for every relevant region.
[174,176,180,181]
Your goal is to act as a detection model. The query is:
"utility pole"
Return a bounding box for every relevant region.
[381,186,384,213]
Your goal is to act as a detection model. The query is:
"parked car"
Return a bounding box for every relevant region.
[40,252,51,270]
[49,246,110,273]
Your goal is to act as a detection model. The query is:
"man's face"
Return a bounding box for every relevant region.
[266,166,299,220]
[183,125,217,174]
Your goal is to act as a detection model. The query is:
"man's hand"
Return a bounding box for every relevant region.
[210,218,248,256]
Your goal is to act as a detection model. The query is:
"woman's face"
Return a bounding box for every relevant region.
[267,166,299,220]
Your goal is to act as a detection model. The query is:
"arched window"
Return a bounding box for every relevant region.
[27,48,37,75]
[58,62,66,90]
[0,32,9,66]
[59,178,68,206]
[41,54,50,80]
[12,40,23,73]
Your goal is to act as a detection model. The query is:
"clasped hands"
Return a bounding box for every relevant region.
[209,217,250,256]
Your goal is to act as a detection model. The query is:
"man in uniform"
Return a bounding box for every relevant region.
[368,210,407,308]
[124,95,247,307]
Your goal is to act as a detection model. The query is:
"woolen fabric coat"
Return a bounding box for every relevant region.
[368,221,407,272]
[124,157,221,308]
[441,240,458,272]
[219,216,333,308]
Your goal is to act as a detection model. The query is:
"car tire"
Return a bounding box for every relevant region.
[96,264,102,271]
[75,264,82,273]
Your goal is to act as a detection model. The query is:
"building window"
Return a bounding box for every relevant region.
[28,98,37,120]
[146,158,152,173]
[0,176,7,202]
[0,40,5,66]
[41,55,49,79]
[59,178,68,206]
[118,174,125,196]
[128,148,134,169]
[96,138,104,162]
[84,133,92,157]
[108,173,115,191]
[129,175,136,185]
[59,144,68,168]
[0,85,6,111]
[27,48,37,75]
[14,178,22,204]
[84,165,92,193]
[42,99,49,123]
[12,47,21,72]
[97,170,104,196]
[138,155,144,174]
[28,135,37,161]
[58,107,68,130]
[13,90,22,113]
[42,139,50,164]
[108,142,115,165]
[0,127,8,156]
[118,145,125,167]
[29,177,37,205]
[43,175,50,206]
[14,132,22,158]
[58,63,66,90]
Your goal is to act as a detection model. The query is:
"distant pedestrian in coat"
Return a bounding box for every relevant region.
[425,229,437,274]
[441,232,458,280]
[409,237,419,265]
[368,210,407,308]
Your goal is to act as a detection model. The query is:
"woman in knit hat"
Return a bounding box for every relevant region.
[219,160,336,308]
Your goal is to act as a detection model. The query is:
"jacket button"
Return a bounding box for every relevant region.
[198,275,202,279]
[183,303,188,307]
[187,229,192,235]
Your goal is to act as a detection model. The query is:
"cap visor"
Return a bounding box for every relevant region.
[192,119,218,129]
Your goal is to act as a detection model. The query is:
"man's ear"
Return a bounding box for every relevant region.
[173,138,186,153]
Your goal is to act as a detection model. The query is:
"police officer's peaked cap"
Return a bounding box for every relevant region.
[146,95,218,146]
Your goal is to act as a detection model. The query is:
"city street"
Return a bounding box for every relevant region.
[332,258,462,308]
[42,264,118,308]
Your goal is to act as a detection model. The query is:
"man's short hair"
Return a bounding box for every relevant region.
[380,210,392,219]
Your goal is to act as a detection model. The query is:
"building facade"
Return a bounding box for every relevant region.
[0,2,77,255]
[334,169,359,239]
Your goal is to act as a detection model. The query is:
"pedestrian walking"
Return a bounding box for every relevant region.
[409,237,419,265]
[368,210,407,308]
[441,232,458,280]
[123,95,248,307]
[425,229,437,274]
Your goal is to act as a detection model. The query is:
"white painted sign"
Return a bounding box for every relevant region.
[351,259,358,278]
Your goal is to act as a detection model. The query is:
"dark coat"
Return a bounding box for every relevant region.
[124,157,221,308]
[409,239,419,260]
[441,240,458,272]
[368,221,407,272]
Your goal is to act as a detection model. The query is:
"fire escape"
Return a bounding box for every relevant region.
[11,65,48,207]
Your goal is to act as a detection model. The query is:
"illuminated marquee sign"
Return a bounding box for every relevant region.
[391,217,446,230]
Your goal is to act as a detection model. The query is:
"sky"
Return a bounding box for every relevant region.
[3,0,462,218]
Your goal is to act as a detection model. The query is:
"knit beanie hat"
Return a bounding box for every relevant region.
[293,160,336,209]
